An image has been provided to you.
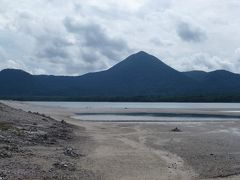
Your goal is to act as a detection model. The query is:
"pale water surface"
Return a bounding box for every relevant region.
[26,102,240,122]
[71,115,239,122]
[26,102,240,109]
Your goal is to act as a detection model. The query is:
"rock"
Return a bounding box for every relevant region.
[42,118,48,122]
[2,145,20,153]
[0,172,6,180]
[64,147,80,158]
[171,127,182,132]
[0,150,12,158]
[61,120,66,124]
[53,162,68,169]
[53,162,76,171]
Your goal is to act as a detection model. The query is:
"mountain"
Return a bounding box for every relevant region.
[75,51,197,96]
[183,70,208,81]
[0,69,35,96]
[1,51,240,101]
[201,70,240,94]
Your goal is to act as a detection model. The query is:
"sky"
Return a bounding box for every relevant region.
[0,0,240,75]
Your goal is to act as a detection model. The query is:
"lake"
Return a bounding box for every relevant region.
[24,102,240,122]
[26,102,240,109]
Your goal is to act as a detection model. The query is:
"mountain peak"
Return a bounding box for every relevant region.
[119,51,165,65]
[210,69,232,74]
[0,69,30,76]
[134,51,150,56]
[130,51,157,60]
[106,51,183,81]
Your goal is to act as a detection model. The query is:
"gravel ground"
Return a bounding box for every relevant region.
[3,101,240,180]
[0,103,100,180]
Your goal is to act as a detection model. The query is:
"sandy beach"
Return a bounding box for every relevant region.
[2,101,240,180]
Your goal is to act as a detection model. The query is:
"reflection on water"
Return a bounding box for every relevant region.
[72,114,240,122]
[26,102,240,109]
[25,101,240,122]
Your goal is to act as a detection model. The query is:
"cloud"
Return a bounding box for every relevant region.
[37,46,69,59]
[234,48,240,59]
[0,0,240,75]
[35,35,73,60]
[63,17,130,61]
[0,47,27,70]
[176,21,207,42]
[175,52,233,72]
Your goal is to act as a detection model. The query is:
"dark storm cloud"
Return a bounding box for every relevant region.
[63,17,130,61]
[176,22,207,42]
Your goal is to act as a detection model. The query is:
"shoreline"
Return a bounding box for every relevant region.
[3,100,240,123]
[2,101,240,179]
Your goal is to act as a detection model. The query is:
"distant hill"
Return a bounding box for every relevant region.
[183,70,208,81]
[74,51,197,96]
[201,70,240,94]
[1,51,240,102]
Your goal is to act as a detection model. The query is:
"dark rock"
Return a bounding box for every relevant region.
[64,147,80,158]
[42,118,48,122]
[2,145,20,153]
[53,162,76,171]
[61,120,66,124]
[0,150,12,158]
[0,172,7,179]
[171,127,182,132]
